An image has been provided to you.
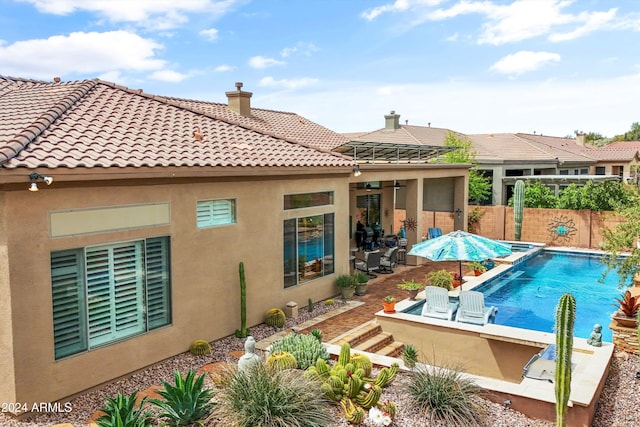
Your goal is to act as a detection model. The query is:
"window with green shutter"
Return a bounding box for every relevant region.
[51,237,171,359]
[196,199,236,228]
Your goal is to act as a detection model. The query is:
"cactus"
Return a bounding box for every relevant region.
[189,339,211,356]
[555,293,576,427]
[264,308,286,329]
[350,353,373,377]
[310,329,322,343]
[234,262,249,338]
[378,400,397,420]
[269,332,329,370]
[266,351,297,372]
[308,343,398,423]
[514,180,525,241]
[308,298,314,312]
[324,299,335,305]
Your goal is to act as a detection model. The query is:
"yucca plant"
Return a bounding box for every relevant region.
[95,391,152,427]
[149,370,214,426]
[216,363,331,427]
[406,363,484,426]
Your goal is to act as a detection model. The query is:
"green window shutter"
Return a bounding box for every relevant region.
[86,242,145,347]
[146,237,171,329]
[197,199,236,227]
[51,249,87,359]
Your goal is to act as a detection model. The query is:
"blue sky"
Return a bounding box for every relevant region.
[1,0,639,137]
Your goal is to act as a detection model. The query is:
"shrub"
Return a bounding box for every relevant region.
[310,328,323,342]
[426,269,453,291]
[216,363,331,427]
[353,271,370,284]
[189,339,211,356]
[95,392,152,427]
[406,363,484,426]
[336,274,357,288]
[149,370,215,426]
[269,332,329,370]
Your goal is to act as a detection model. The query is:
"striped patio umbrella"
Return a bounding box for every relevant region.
[407,230,512,289]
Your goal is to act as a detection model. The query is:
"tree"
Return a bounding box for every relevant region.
[443,131,491,204]
[508,181,557,208]
[557,181,635,212]
[611,121,640,142]
[600,188,640,286]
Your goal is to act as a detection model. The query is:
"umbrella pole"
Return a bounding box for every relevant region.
[459,261,463,292]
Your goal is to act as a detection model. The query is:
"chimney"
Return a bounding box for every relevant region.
[53,77,61,83]
[575,131,585,146]
[226,82,253,116]
[384,110,400,130]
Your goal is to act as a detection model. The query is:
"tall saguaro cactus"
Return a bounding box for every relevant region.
[555,293,576,427]
[235,262,249,338]
[513,180,525,241]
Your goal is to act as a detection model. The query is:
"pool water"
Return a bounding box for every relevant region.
[479,251,630,342]
[406,250,629,342]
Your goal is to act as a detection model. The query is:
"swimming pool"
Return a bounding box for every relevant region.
[407,250,629,341]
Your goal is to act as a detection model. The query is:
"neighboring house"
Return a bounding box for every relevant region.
[346,112,625,206]
[0,77,468,410]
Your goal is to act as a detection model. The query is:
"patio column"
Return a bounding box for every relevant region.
[453,175,468,231]
[405,178,424,266]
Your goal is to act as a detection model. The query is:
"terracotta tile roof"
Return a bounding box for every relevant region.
[0,76,354,171]
[347,125,461,147]
[517,133,639,162]
[168,97,350,151]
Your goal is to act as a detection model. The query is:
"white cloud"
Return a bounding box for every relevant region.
[280,42,318,58]
[17,0,240,30]
[256,75,640,138]
[248,55,285,69]
[149,69,189,82]
[490,51,561,75]
[199,28,219,42]
[361,0,443,21]
[0,31,166,79]
[258,76,319,90]
[214,64,235,72]
[549,8,617,42]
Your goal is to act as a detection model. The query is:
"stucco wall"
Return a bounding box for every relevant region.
[3,175,351,405]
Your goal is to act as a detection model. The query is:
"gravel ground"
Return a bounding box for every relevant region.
[2,301,639,427]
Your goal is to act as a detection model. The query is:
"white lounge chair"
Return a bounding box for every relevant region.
[421,286,459,321]
[455,290,498,326]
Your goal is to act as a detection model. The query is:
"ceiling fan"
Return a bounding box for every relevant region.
[383,180,407,189]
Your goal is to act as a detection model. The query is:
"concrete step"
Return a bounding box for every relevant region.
[377,341,405,358]
[354,332,394,353]
[330,320,382,348]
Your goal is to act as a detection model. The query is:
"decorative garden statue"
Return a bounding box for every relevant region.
[587,324,602,347]
[238,336,261,372]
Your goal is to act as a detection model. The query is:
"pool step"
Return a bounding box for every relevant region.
[329,320,404,358]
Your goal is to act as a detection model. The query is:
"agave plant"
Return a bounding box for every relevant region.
[150,370,215,426]
[95,391,152,427]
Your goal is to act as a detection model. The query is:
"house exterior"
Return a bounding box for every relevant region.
[0,77,468,411]
[346,113,628,206]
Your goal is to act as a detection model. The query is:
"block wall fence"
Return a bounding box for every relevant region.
[395,206,626,249]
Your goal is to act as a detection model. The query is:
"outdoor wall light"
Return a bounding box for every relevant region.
[352,167,362,177]
[365,183,372,192]
[28,172,53,192]
[454,208,462,220]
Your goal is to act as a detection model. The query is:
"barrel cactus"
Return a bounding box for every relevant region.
[189,339,211,356]
[555,293,576,427]
[264,308,286,329]
[266,351,297,372]
[514,180,525,241]
[350,352,373,377]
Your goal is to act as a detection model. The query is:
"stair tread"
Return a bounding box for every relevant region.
[353,332,393,352]
[377,341,404,357]
[330,321,381,346]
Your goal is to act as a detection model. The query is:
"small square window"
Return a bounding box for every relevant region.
[197,199,236,228]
